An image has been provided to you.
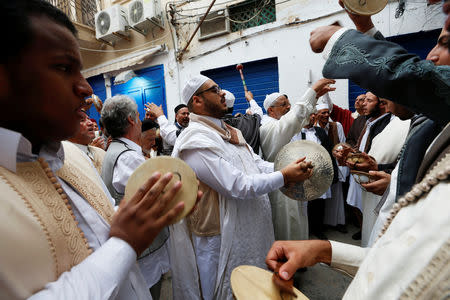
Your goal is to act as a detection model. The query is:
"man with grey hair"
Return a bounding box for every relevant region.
[101,95,170,299]
[169,74,314,300]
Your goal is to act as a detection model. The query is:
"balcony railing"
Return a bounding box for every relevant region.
[45,0,99,28]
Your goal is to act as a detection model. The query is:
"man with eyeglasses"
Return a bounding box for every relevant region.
[257,78,335,242]
[168,74,315,300]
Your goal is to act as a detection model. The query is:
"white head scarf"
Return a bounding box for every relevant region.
[316,102,329,111]
[263,92,283,111]
[223,90,235,108]
[182,75,210,104]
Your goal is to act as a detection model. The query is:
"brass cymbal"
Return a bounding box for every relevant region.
[274,140,334,201]
[343,0,388,16]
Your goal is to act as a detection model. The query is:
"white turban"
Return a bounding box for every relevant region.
[263,92,283,111]
[223,90,235,108]
[316,102,329,111]
[182,75,210,104]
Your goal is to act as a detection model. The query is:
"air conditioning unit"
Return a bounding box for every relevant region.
[199,9,231,40]
[128,0,164,35]
[95,5,129,45]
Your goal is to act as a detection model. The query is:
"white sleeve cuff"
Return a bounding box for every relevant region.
[364,27,378,37]
[329,240,367,277]
[272,171,285,190]
[322,27,351,61]
[157,115,169,125]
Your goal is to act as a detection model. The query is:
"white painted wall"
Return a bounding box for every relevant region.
[135,0,444,121]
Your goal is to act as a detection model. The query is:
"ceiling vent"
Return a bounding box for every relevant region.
[95,5,130,45]
[199,9,231,40]
[128,0,164,35]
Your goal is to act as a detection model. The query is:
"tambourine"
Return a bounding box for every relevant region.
[342,0,388,16]
[123,156,198,224]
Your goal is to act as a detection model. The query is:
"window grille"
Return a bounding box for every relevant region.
[45,0,98,28]
[228,0,276,32]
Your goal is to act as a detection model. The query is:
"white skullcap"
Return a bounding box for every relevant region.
[182,75,210,104]
[263,92,283,111]
[223,90,235,108]
[316,102,329,111]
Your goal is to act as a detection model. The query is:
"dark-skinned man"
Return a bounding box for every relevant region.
[0,1,197,299]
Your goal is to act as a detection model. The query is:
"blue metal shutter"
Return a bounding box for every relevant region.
[111,64,167,119]
[348,29,440,111]
[201,57,279,115]
[86,74,107,123]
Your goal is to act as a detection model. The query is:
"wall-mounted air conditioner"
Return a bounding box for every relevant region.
[95,5,129,45]
[128,0,164,35]
[199,9,231,41]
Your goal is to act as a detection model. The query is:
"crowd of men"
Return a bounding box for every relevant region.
[0,0,448,299]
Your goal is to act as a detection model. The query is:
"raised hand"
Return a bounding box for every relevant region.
[312,78,337,98]
[338,0,375,33]
[144,103,164,120]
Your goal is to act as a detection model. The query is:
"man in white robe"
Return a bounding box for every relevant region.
[258,79,336,240]
[169,75,314,300]
[359,110,410,247]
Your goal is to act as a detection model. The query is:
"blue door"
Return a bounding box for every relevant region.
[201,57,279,115]
[111,64,167,120]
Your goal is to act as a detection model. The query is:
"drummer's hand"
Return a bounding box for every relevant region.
[281,157,314,185]
[338,0,375,33]
[109,172,184,256]
[266,240,332,280]
[361,171,390,195]
[346,152,378,172]
[310,25,342,53]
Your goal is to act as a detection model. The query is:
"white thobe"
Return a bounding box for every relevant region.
[157,115,185,147]
[170,116,282,300]
[259,88,317,240]
[112,137,171,289]
[245,99,264,118]
[316,121,348,226]
[360,116,410,246]
[329,169,449,299]
[0,128,150,300]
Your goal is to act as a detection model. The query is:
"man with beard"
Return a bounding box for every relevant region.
[68,110,106,174]
[258,79,335,242]
[145,103,190,155]
[345,92,391,240]
[265,1,450,299]
[168,74,314,300]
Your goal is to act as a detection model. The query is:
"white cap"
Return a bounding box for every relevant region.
[263,92,283,111]
[223,90,235,108]
[182,75,210,104]
[316,102,329,111]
